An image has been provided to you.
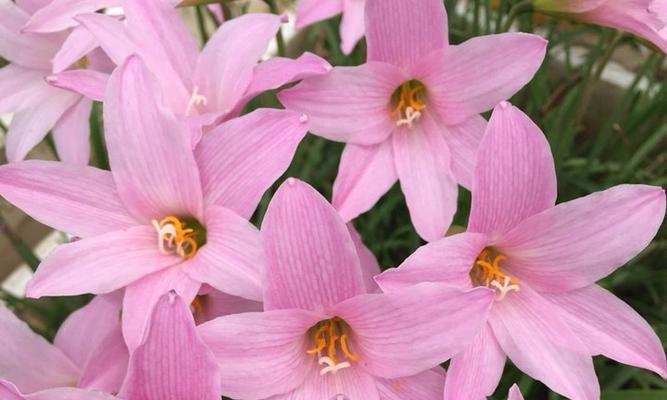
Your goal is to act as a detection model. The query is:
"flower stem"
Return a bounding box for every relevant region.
[0,215,40,272]
[263,0,286,56]
[195,5,210,44]
[500,0,533,32]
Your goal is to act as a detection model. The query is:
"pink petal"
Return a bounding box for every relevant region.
[0,304,79,393]
[15,0,52,14]
[332,141,397,222]
[262,178,366,311]
[77,327,128,393]
[278,62,405,145]
[443,115,487,190]
[334,283,493,379]
[23,0,117,33]
[414,33,547,125]
[275,365,380,400]
[47,69,108,102]
[16,386,118,400]
[185,205,264,301]
[0,65,49,112]
[508,384,524,400]
[0,1,62,69]
[376,232,489,292]
[52,97,92,165]
[122,293,220,400]
[6,89,80,163]
[195,108,308,219]
[105,56,204,221]
[376,368,446,400]
[236,52,332,115]
[365,0,447,67]
[122,267,201,353]
[192,289,263,325]
[27,225,178,298]
[0,160,136,237]
[197,309,323,399]
[392,112,458,242]
[498,185,666,292]
[444,324,506,400]
[295,0,342,28]
[348,224,382,293]
[534,0,605,13]
[75,13,132,65]
[340,0,366,55]
[195,13,281,114]
[545,285,667,378]
[488,286,600,400]
[468,102,556,240]
[51,25,97,73]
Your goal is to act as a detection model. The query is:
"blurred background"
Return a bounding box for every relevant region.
[1,0,666,398]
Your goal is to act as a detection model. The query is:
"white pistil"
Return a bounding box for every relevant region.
[490,276,520,301]
[396,106,421,128]
[152,220,176,254]
[318,357,351,375]
[185,85,208,116]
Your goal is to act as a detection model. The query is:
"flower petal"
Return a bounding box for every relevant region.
[468,102,556,239]
[0,65,49,113]
[348,224,381,293]
[376,232,489,292]
[26,225,177,298]
[195,108,308,219]
[51,25,97,73]
[52,97,91,165]
[47,69,108,102]
[77,327,128,393]
[507,385,524,400]
[393,112,458,242]
[415,33,547,125]
[122,267,201,353]
[443,115,487,190]
[295,0,342,28]
[105,56,203,221]
[365,0,448,67]
[276,365,381,400]
[23,0,116,33]
[488,286,600,400]
[195,12,281,114]
[0,304,79,393]
[278,62,404,145]
[444,324,506,400]
[335,283,493,379]
[332,141,396,222]
[498,185,666,292]
[0,160,136,237]
[340,0,366,55]
[185,205,264,301]
[197,309,323,400]
[18,387,118,400]
[376,368,446,400]
[262,179,366,311]
[545,285,667,378]
[6,89,80,163]
[193,289,263,325]
[75,13,132,65]
[122,293,221,400]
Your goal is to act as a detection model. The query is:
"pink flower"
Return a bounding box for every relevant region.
[295,0,366,55]
[508,384,524,400]
[0,292,126,398]
[54,0,330,143]
[0,0,112,164]
[196,178,494,399]
[377,102,667,400]
[533,0,667,52]
[0,56,308,353]
[120,292,221,400]
[279,0,547,241]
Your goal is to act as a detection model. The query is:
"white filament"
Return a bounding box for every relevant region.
[318,357,351,376]
[396,106,421,128]
[185,85,208,116]
[490,275,520,301]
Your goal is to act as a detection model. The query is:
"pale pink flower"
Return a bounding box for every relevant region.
[0,56,308,353]
[279,0,547,241]
[533,0,667,52]
[0,0,112,164]
[295,0,366,55]
[508,384,524,400]
[196,178,494,400]
[377,102,667,400]
[0,292,126,398]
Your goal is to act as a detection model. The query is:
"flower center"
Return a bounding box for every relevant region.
[185,85,208,116]
[390,80,427,128]
[470,248,520,301]
[151,216,207,259]
[306,317,359,375]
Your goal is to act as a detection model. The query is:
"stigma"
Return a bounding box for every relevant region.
[306,317,359,376]
[185,85,208,116]
[470,248,520,301]
[390,80,427,128]
[151,216,206,259]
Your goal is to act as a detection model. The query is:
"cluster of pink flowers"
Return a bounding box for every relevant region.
[0,0,665,399]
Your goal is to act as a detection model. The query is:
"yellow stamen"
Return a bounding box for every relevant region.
[390,80,427,128]
[471,248,520,300]
[306,318,359,375]
[152,216,204,259]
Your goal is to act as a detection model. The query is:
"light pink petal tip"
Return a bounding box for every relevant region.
[468,102,556,239]
[262,178,366,311]
[508,384,525,400]
[295,0,342,28]
[122,292,221,400]
[376,368,446,400]
[104,56,203,221]
[47,70,108,102]
[52,97,92,165]
[23,0,117,33]
[340,0,366,55]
